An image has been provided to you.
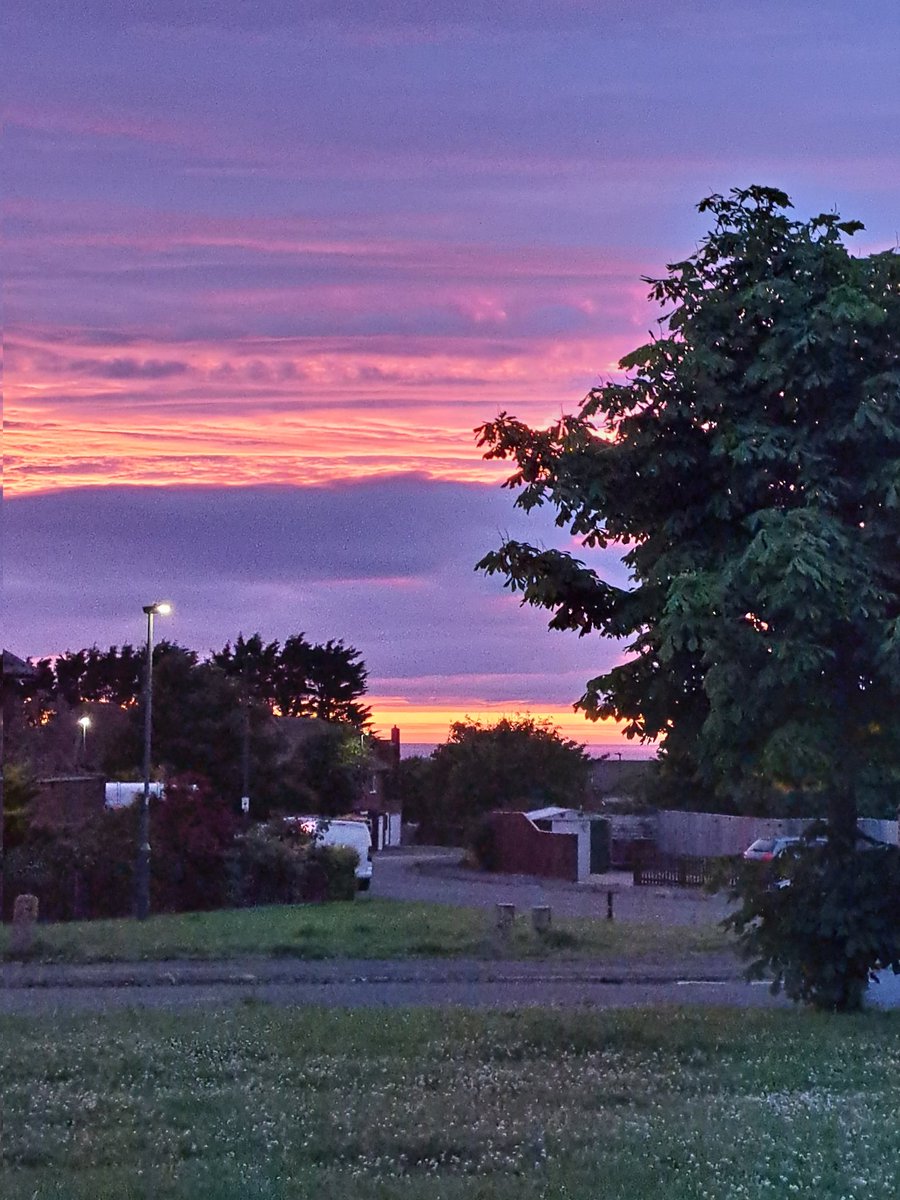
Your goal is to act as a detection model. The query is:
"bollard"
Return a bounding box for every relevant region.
[495,902,516,931]
[531,905,552,934]
[10,894,39,957]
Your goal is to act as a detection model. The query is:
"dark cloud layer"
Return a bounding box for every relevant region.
[5,479,630,704]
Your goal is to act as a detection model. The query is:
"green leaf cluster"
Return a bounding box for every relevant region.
[477,186,900,822]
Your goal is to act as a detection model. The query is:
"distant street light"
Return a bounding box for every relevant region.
[136,601,172,920]
[77,715,91,762]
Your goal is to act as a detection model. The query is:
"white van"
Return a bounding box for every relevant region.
[315,819,374,890]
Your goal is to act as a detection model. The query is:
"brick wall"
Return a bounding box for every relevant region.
[489,811,578,882]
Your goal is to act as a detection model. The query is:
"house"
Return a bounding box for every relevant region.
[2,650,38,743]
[273,717,403,849]
[353,726,403,849]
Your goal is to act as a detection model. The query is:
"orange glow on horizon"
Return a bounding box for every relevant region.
[366,695,653,753]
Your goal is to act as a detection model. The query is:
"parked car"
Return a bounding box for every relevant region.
[742,836,808,862]
[742,833,885,863]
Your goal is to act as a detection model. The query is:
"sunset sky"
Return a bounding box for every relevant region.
[6,1,899,749]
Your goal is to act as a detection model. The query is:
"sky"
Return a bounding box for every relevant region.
[5,0,899,749]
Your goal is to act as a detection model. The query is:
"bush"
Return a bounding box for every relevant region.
[226,825,310,907]
[150,776,240,913]
[308,844,358,902]
[4,805,137,922]
[227,824,359,906]
[724,838,900,1012]
[6,774,240,921]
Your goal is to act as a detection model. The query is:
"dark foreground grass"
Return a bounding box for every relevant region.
[0,899,729,964]
[2,1005,898,1199]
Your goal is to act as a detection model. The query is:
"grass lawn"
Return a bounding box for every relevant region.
[2,1005,898,1199]
[0,899,730,964]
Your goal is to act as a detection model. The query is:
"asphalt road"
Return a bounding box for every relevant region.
[0,957,789,1015]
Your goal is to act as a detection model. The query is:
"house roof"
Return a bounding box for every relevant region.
[3,650,37,679]
[525,805,582,821]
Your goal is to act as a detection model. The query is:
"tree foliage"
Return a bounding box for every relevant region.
[36,631,371,730]
[39,644,145,708]
[15,630,372,815]
[415,716,590,843]
[273,721,373,819]
[477,187,900,835]
[213,632,371,727]
[724,836,900,1012]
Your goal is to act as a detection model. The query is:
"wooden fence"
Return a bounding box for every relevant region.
[633,852,737,889]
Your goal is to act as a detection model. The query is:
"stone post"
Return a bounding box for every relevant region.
[10,894,39,957]
[531,905,552,934]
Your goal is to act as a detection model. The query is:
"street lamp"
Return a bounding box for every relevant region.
[136,601,172,920]
[77,715,91,763]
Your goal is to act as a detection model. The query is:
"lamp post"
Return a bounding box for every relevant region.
[136,601,171,920]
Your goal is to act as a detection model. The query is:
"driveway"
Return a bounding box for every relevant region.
[371,847,732,927]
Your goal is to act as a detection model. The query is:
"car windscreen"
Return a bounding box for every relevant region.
[747,839,777,853]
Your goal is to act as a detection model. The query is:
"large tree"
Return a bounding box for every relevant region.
[213,632,371,727]
[477,187,899,845]
[420,716,591,843]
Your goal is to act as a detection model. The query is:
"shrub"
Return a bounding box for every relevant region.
[4,805,137,922]
[226,825,358,905]
[308,844,358,901]
[226,825,309,907]
[724,838,900,1012]
[150,775,240,913]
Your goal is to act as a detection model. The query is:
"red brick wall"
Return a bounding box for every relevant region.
[489,811,578,882]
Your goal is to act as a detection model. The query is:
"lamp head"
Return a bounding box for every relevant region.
[77,716,91,730]
[143,601,173,616]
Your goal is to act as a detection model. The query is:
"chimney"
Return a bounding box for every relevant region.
[390,725,401,767]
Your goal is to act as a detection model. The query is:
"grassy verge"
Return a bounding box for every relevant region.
[0,899,730,964]
[2,1005,898,1199]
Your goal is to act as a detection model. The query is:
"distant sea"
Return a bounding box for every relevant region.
[399,743,439,759]
[399,742,657,761]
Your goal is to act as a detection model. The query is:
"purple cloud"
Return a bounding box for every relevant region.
[5,480,631,707]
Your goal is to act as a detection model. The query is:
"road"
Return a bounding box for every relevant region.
[0,956,790,1014]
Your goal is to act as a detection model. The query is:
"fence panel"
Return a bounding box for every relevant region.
[633,852,736,889]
